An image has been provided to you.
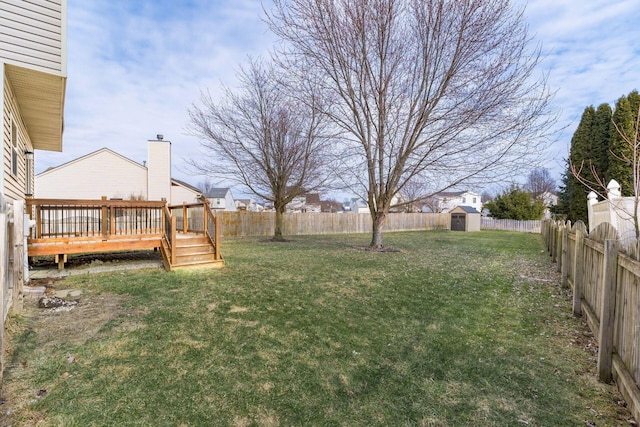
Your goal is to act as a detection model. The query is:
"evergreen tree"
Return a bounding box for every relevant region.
[484,187,545,220]
[567,106,596,224]
[551,169,571,219]
[560,90,640,227]
[608,94,636,196]
[593,103,612,181]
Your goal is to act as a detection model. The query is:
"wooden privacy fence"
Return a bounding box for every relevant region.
[543,219,640,423]
[217,212,450,237]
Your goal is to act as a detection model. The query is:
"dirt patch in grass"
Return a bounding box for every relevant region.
[1,278,145,424]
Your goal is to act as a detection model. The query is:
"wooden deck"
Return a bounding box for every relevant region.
[26,198,224,270]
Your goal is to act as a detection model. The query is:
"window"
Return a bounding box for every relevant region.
[11,118,18,177]
[462,197,466,203]
[473,197,477,204]
[217,199,221,205]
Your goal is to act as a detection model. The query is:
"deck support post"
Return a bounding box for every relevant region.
[55,254,67,270]
[101,196,108,238]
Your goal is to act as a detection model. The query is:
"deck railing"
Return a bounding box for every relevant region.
[26,197,166,242]
[169,202,221,260]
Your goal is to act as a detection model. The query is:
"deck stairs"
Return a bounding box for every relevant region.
[161,232,224,271]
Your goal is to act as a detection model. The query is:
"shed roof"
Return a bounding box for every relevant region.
[452,205,480,214]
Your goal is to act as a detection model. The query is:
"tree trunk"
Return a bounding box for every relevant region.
[370,212,386,249]
[274,204,286,241]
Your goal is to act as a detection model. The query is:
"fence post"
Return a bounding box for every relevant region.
[556,223,563,272]
[597,239,619,383]
[561,224,569,287]
[550,222,557,261]
[572,228,585,316]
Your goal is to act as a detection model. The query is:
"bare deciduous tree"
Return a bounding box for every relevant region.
[525,168,556,201]
[268,0,555,248]
[188,59,331,241]
[197,179,219,197]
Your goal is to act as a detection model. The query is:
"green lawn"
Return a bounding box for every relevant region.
[3,231,631,426]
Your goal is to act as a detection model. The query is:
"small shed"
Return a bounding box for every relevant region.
[450,205,481,232]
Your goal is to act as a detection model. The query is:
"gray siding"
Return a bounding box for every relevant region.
[0,0,65,75]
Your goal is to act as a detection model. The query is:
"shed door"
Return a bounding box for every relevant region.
[451,213,466,231]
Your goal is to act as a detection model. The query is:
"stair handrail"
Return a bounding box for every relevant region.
[203,202,221,260]
[162,205,177,265]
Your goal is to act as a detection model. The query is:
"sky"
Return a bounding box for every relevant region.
[35,0,640,197]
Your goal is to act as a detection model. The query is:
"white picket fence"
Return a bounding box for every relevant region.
[481,217,541,233]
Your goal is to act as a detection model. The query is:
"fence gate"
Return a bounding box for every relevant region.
[451,213,466,231]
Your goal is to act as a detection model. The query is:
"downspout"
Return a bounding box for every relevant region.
[23,213,35,282]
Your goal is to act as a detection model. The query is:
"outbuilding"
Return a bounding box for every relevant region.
[450,205,481,232]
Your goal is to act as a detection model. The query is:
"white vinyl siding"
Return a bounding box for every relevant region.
[170,183,200,206]
[3,74,31,202]
[0,0,65,75]
[35,149,148,200]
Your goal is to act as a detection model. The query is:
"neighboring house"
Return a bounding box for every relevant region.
[236,198,263,212]
[539,191,559,219]
[321,199,343,213]
[287,193,322,213]
[171,179,204,205]
[421,191,482,213]
[204,188,237,211]
[350,198,369,213]
[35,138,202,205]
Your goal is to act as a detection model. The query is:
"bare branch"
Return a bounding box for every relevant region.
[187,58,332,240]
[268,0,557,247]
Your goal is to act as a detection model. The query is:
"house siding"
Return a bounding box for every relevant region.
[0,0,65,75]
[0,64,4,196]
[3,74,32,202]
[170,183,200,205]
[35,149,148,199]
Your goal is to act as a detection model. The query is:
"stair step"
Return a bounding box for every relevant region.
[175,252,217,263]
[175,235,209,245]
[171,259,225,270]
[175,244,212,256]
[163,233,222,270]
